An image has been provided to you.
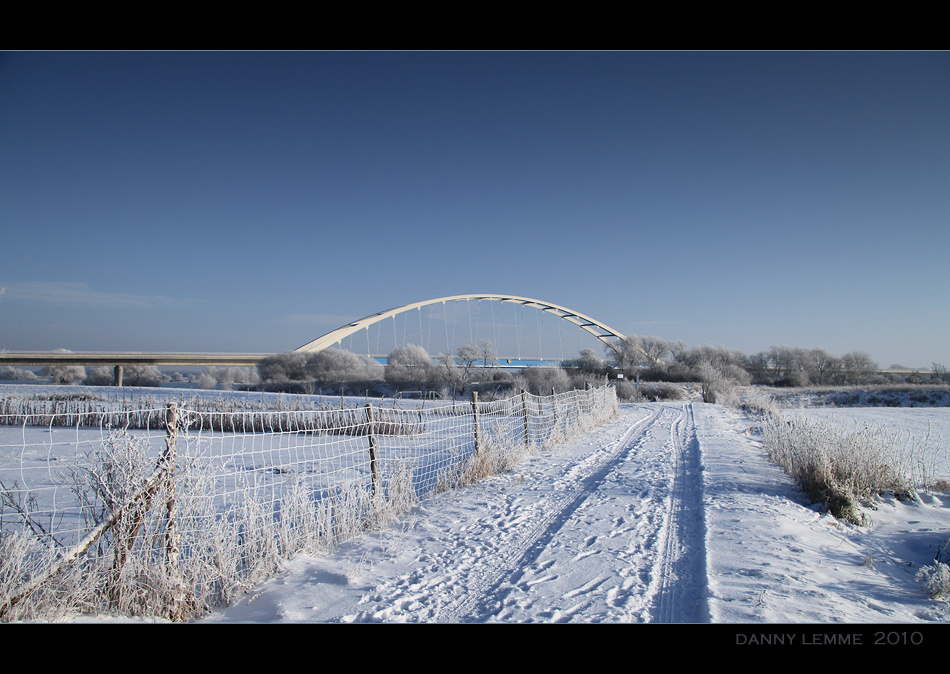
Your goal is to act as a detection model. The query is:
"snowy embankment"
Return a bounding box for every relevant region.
[195,402,950,624]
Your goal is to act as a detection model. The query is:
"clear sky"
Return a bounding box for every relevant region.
[1,51,947,369]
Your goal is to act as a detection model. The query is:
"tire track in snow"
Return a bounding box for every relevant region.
[433,407,663,623]
[647,402,709,623]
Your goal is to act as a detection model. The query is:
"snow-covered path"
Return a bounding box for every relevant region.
[201,403,710,623]
[199,402,950,624]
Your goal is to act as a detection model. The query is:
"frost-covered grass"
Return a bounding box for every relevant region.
[761,414,915,524]
[765,384,950,409]
[916,560,950,600]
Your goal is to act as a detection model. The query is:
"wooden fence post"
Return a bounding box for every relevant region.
[163,402,188,621]
[365,404,380,495]
[521,390,530,448]
[471,391,480,454]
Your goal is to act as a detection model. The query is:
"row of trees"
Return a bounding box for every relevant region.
[13,348,260,390]
[256,349,383,394]
[593,335,896,387]
[255,341,608,398]
[19,337,948,394]
[39,363,168,387]
[256,341,510,397]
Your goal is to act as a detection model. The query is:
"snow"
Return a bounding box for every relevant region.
[184,402,950,624]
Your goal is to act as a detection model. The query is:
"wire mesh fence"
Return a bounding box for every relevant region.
[0,385,617,621]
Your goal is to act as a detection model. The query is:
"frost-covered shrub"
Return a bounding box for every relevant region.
[638,382,686,401]
[257,349,382,392]
[258,351,309,385]
[561,348,605,376]
[44,362,86,385]
[385,344,434,390]
[0,366,37,381]
[695,361,754,406]
[738,388,777,416]
[84,366,117,386]
[197,366,260,390]
[614,381,639,401]
[120,365,165,387]
[515,366,573,395]
[610,381,686,402]
[308,348,382,387]
[916,562,950,601]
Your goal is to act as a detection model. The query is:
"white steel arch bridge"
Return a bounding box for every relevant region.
[295,294,627,364]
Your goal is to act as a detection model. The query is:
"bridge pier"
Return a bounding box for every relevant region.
[114,365,123,387]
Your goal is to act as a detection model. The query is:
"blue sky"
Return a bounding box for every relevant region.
[1,51,947,368]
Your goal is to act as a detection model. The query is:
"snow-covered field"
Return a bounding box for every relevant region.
[181,402,949,625]
[4,386,948,626]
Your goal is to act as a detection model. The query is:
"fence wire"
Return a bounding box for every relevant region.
[0,386,617,621]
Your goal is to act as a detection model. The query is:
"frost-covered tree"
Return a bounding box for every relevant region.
[306,348,383,387]
[121,365,165,387]
[0,366,37,381]
[768,345,798,380]
[257,352,309,385]
[385,344,433,390]
[84,366,117,386]
[43,349,85,384]
[257,349,381,391]
[697,361,745,404]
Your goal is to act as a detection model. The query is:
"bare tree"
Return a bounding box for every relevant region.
[803,348,838,386]
[455,340,498,384]
[604,336,647,376]
[745,351,772,384]
[841,352,878,385]
[434,352,466,398]
[638,336,670,368]
[932,363,949,384]
[668,340,692,366]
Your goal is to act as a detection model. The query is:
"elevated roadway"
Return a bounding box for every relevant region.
[0,352,269,367]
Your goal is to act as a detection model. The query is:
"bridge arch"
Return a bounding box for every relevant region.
[295,294,626,358]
